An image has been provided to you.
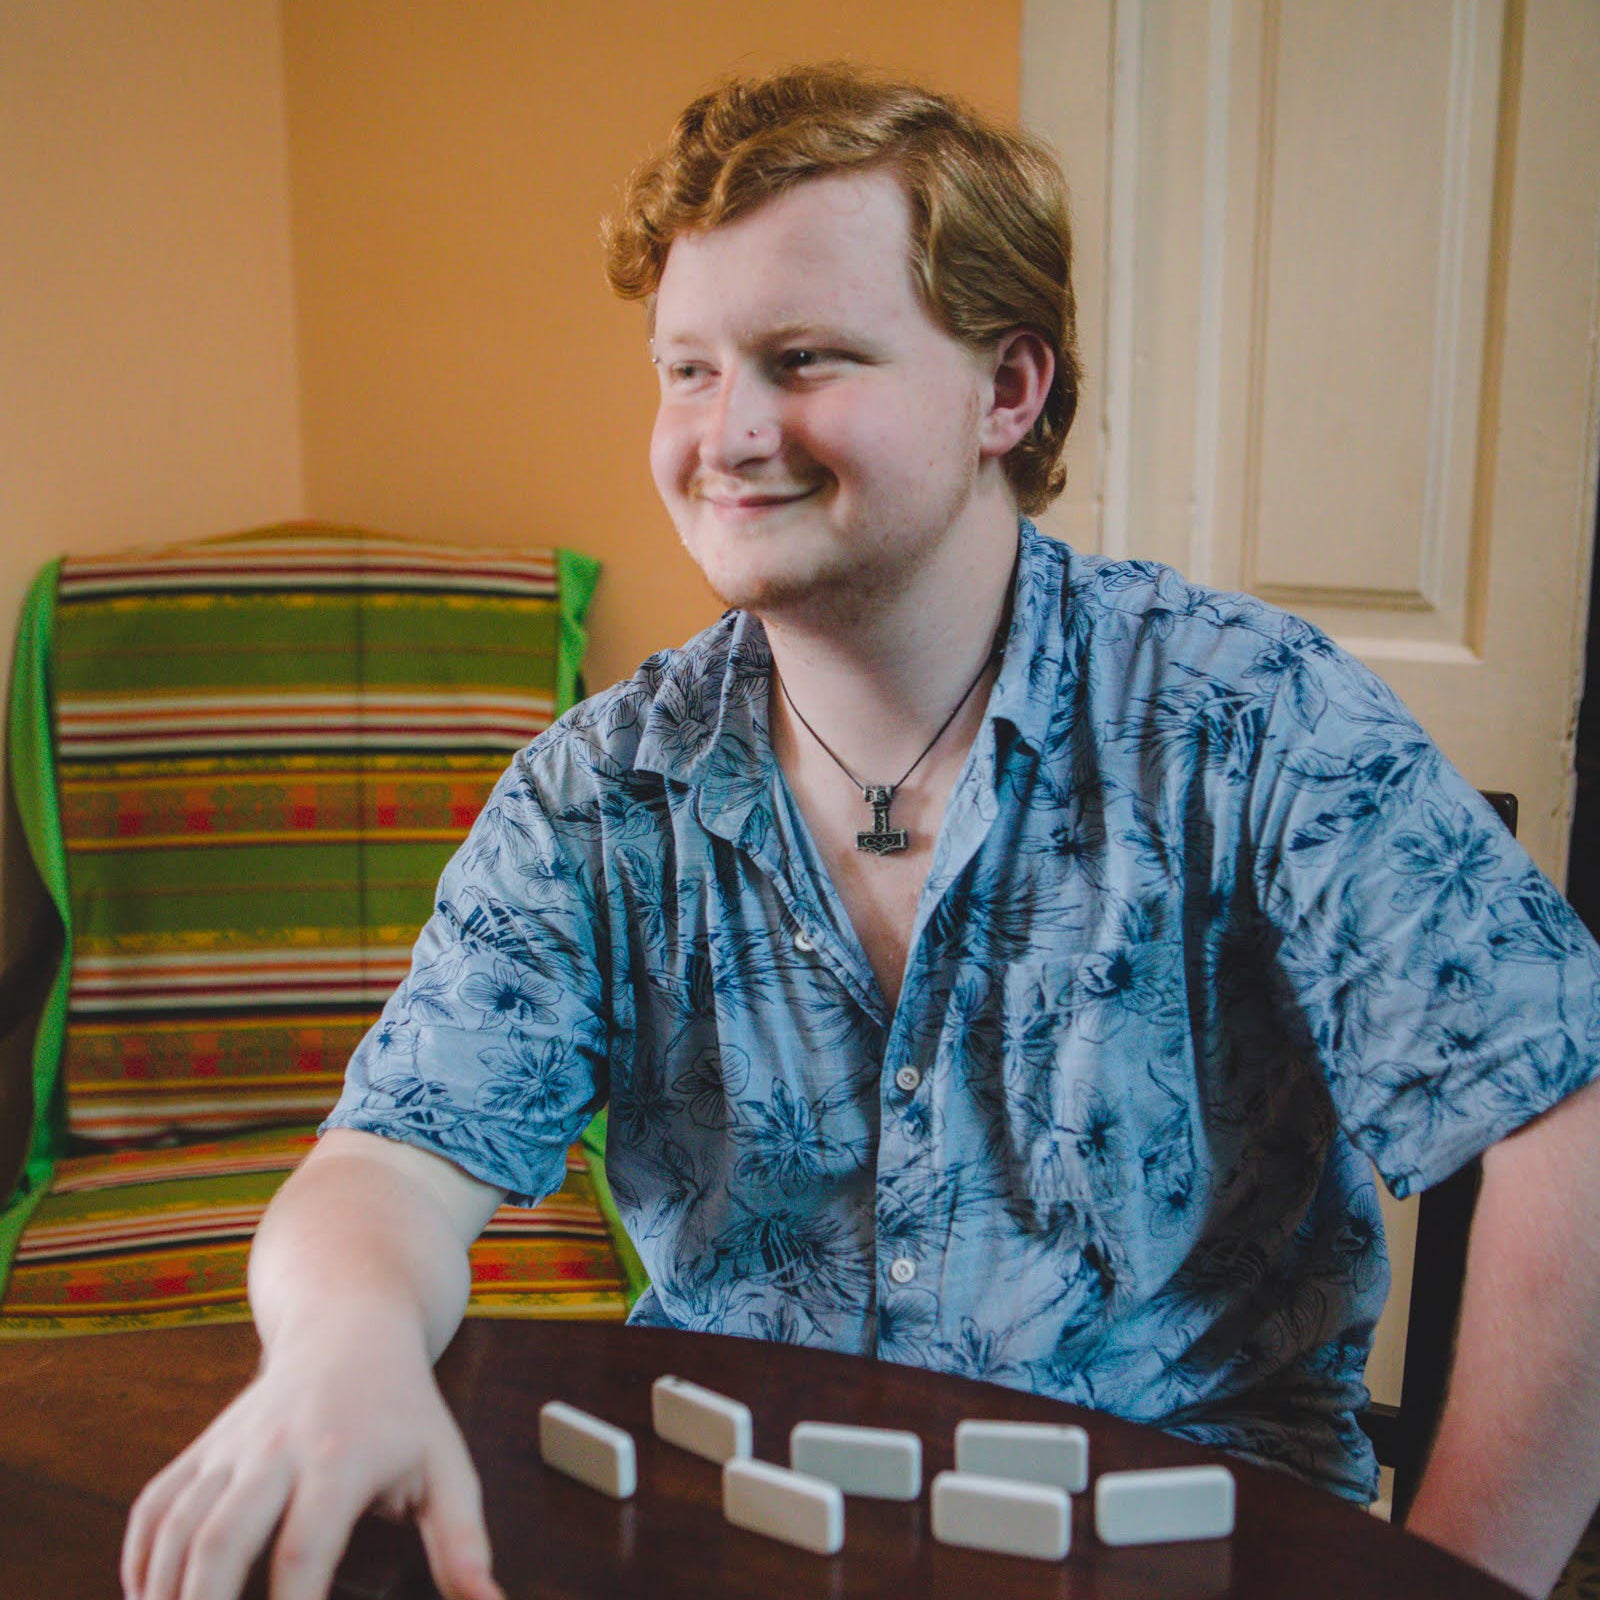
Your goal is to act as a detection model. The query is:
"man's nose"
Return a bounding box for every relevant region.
[702,369,781,472]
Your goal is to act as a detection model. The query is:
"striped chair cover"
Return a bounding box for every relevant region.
[1,1134,631,1332]
[0,524,645,1335]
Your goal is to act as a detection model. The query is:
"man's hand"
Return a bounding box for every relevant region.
[120,1130,508,1600]
[121,1319,501,1600]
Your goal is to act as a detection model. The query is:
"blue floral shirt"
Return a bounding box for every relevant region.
[326,521,1600,1501]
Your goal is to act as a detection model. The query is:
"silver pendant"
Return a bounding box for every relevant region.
[857,784,910,854]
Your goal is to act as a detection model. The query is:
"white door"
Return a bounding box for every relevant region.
[1022,0,1600,1412]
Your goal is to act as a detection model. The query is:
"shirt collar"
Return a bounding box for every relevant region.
[632,518,1068,796]
[981,517,1066,757]
[632,609,775,845]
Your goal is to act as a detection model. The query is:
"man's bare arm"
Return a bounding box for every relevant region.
[1404,1075,1600,1596]
[122,1128,507,1600]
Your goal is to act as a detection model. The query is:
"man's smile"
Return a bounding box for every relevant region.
[694,484,821,512]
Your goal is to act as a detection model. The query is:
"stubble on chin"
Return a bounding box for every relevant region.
[680,536,906,633]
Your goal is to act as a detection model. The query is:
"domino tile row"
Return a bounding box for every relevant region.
[537,1382,1235,1561]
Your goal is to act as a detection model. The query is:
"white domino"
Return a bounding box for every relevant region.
[1094,1465,1235,1545]
[538,1401,636,1499]
[723,1457,845,1555]
[651,1375,753,1464]
[954,1420,1089,1493]
[930,1470,1071,1561]
[790,1421,921,1500]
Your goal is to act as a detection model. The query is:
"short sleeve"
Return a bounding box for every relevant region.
[322,741,608,1205]
[1245,638,1600,1197]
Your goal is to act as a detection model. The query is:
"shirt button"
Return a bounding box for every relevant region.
[889,1257,916,1285]
[894,1066,921,1093]
[792,929,814,953]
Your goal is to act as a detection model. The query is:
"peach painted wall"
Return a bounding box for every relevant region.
[0,1,304,957]
[0,0,1020,949]
[0,0,1021,1170]
[280,0,1024,694]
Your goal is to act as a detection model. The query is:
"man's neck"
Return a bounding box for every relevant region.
[757,504,1021,1010]
[760,510,1021,779]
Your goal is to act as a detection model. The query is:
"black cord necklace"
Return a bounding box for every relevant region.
[775,644,1001,855]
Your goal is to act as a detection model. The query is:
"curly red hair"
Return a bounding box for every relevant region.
[602,63,1080,515]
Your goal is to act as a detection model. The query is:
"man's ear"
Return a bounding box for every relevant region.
[978,328,1055,459]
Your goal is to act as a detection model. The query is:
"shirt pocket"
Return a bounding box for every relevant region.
[998,951,1201,1250]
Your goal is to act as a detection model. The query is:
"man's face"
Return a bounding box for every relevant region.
[648,168,998,624]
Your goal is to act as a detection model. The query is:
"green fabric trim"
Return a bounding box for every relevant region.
[0,560,71,1294]
[556,548,602,713]
[555,556,640,1301]
[578,1108,649,1309]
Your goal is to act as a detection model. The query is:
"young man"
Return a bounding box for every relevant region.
[124,65,1600,1600]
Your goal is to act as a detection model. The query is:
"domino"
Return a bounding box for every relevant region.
[538,1401,636,1499]
[723,1457,845,1556]
[790,1421,921,1500]
[930,1470,1071,1561]
[1094,1465,1235,1545]
[954,1419,1089,1493]
[651,1374,753,1464]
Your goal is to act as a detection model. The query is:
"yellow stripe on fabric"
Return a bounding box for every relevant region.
[463,1297,629,1321]
[0,1306,256,1339]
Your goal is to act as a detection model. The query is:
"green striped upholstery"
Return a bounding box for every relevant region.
[0,523,646,1334]
[50,527,592,1142]
[0,1130,632,1336]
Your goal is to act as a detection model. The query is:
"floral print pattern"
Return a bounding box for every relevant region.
[326,522,1600,1504]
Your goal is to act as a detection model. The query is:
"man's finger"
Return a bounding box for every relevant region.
[415,1434,503,1600]
[123,1453,201,1597]
[176,1459,294,1600]
[266,1469,372,1600]
[137,1466,232,1600]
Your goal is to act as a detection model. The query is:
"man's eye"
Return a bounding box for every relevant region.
[663,361,710,384]
[782,349,823,371]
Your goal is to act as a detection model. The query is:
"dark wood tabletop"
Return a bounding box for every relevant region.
[0,1318,1522,1599]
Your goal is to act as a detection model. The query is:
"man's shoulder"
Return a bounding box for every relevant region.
[533,610,743,778]
[1067,548,1303,639]
[1062,547,1358,690]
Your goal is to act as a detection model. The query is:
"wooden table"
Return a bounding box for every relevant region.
[0,1319,1521,1599]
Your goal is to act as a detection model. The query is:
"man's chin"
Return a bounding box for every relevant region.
[696,558,890,626]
